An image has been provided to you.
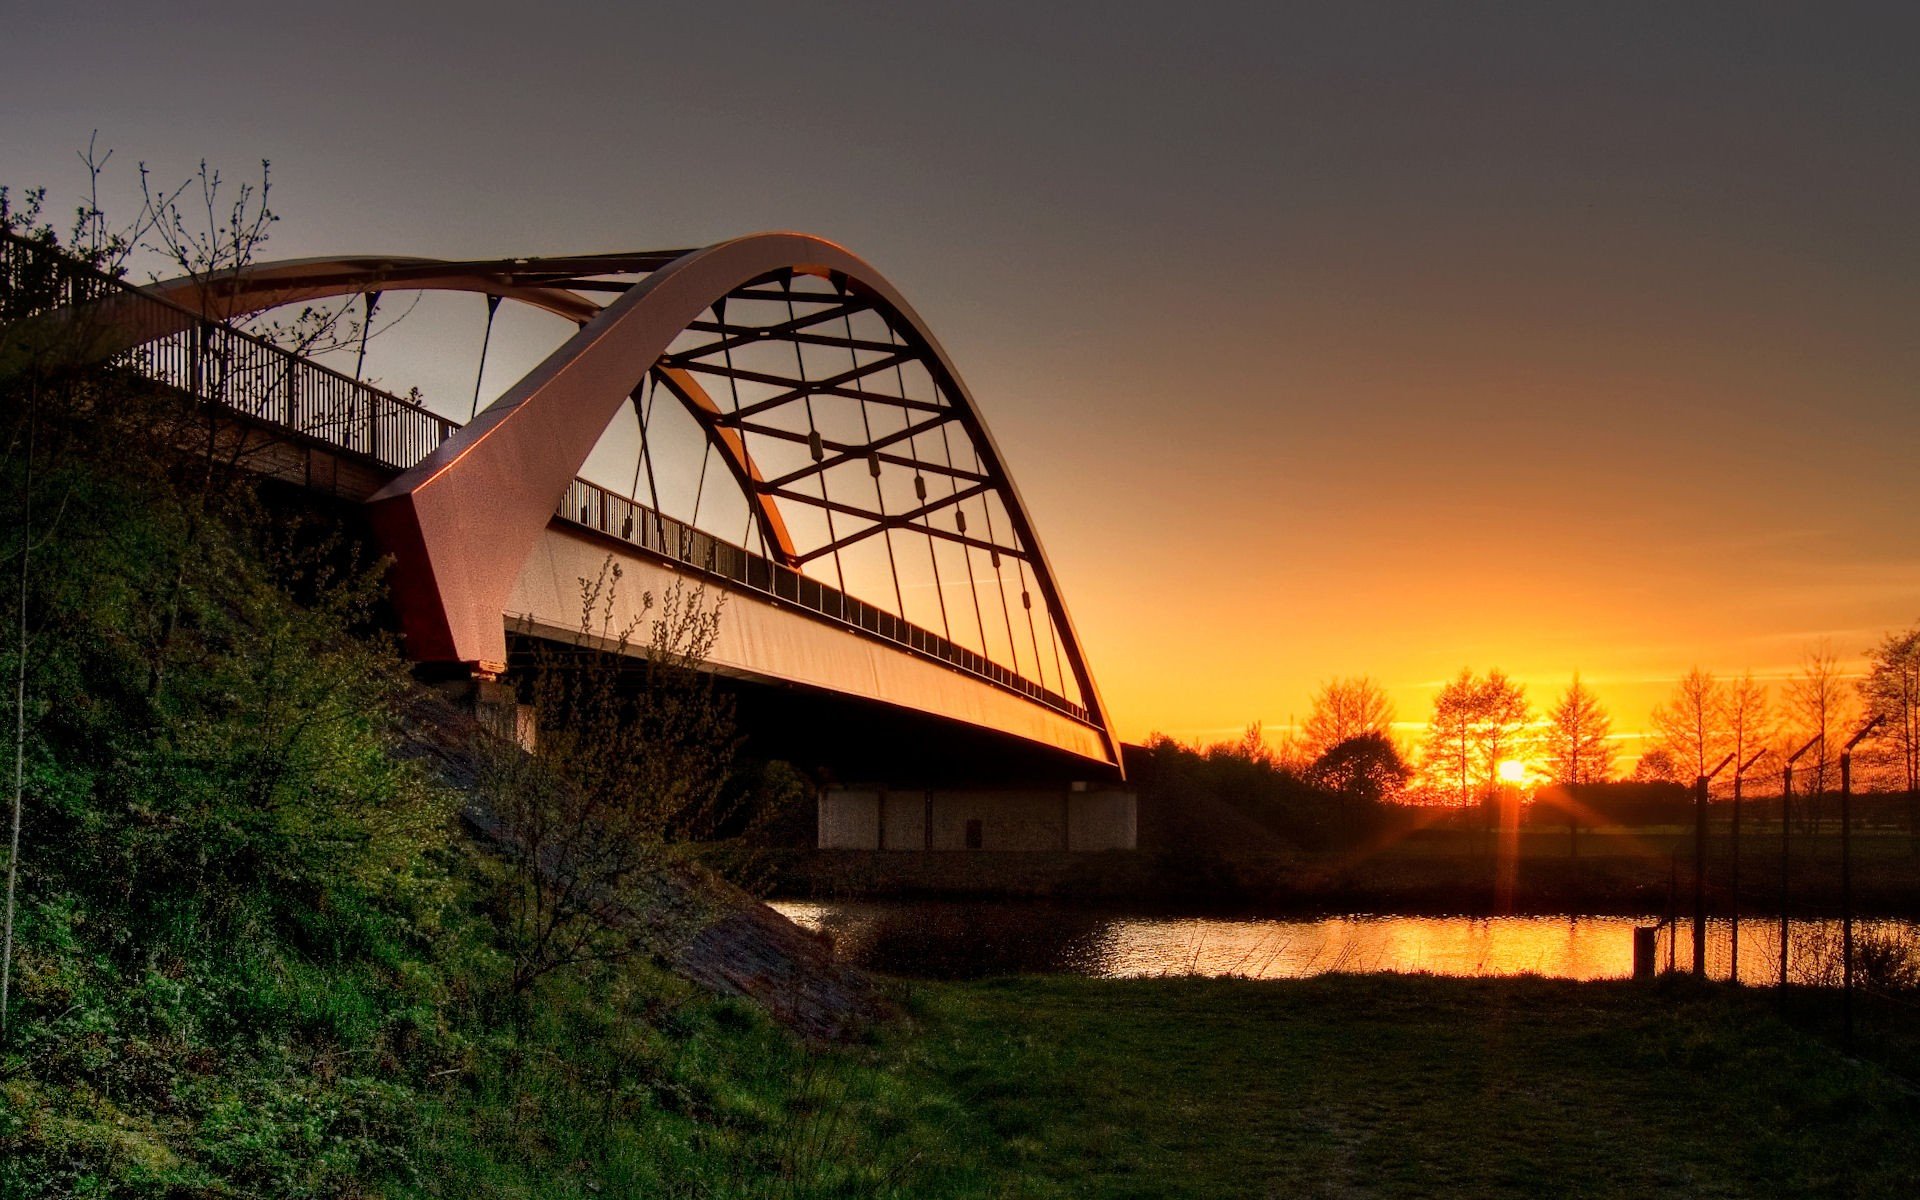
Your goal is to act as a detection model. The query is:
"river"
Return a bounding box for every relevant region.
[769,899,1919,984]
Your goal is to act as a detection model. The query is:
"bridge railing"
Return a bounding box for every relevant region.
[1,232,1090,726]
[0,231,458,470]
[559,478,1093,725]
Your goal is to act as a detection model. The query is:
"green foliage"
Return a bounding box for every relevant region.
[483,562,743,993]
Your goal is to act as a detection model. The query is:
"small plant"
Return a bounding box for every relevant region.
[481,558,740,993]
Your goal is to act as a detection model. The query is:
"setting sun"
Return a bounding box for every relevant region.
[1496,759,1528,785]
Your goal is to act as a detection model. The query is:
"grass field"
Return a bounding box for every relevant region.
[860,974,1920,1198]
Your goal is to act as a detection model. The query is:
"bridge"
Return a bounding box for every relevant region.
[1,231,1131,850]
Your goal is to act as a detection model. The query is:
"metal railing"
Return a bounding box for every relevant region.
[0,231,458,470]
[1,232,1091,726]
[559,478,1093,724]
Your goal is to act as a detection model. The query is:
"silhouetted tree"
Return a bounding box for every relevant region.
[1863,625,1920,848]
[1301,676,1395,762]
[1423,669,1480,807]
[1308,733,1410,829]
[1787,641,1853,831]
[1724,669,1771,794]
[1543,674,1614,856]
[1632,748,1684,784]
[1473,670,1531,807]
[1653,667,1726,787]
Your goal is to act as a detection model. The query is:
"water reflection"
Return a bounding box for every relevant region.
[769,900,1919,984]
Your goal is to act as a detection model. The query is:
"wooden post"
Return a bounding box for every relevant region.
[1842,751,1854,1044]
[1780,765,1793,996]
[1633,927,1658,981]
[1694,773,1709,977]
[1731,770,1742,982]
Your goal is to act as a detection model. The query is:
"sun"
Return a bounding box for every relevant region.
[1496,759,1528,785]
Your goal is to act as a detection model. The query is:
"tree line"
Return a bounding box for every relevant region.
[1157,624,1920,824]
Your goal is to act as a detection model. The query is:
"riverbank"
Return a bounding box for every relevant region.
[768,827,1920,916]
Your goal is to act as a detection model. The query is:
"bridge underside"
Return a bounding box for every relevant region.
[506,634,1116,787]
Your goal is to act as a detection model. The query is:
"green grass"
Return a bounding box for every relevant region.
[329,970,1915,1199]
[866,973,1920,1198]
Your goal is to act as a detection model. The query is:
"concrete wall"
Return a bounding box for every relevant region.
[880,792,928,851]
[819,786,1136,851]
[931,789,1068,851]
[818,789,881,850]
[1067,790,1137,851]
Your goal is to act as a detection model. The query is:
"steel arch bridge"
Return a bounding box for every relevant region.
[8,232,1120,775]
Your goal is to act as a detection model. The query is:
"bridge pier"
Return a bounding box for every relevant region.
[437,677,537,752]
[818,784,1135,852]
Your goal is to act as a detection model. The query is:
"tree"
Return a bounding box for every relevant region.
[1301,676,1395,762]
[1419,668,1529,817]
[1474,670,1531,806]
[1632,748,1683,784]
[130,158,390,700]
[1652,667,1726,785]
[483,565,738,993]
[1723,670,1771,793]
[1787,641,1853,831]
[1233,720,1276,769]
[1423,669,1480,807]
[1545,674,1615,787]
[1,167,145,1034]
[1542,675,1614,857]
[1308,732,1411,810]
[1862,624,1920,848]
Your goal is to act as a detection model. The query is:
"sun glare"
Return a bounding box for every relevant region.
[1496,759,1527,785]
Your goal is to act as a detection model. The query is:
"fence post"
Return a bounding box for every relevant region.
[1842,751,1854,1045]
[1780,765,1792,996]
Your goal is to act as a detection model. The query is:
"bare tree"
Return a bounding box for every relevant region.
[1423,669,1480,807]
[1787,641,1853,832]
[1653,667,1727,785]
[1474,670,1532,804]
[1234,721,1277,769]
[1862,624,1920,849]
[1301,676,1395,762]
[1546,674,1615,787]
[1543,674,1614,857]
[130,158,385,699]
[1724,670,1771,790]
[483,562,738,993]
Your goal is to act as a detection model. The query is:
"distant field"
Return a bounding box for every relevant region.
[868,974,1920,1198]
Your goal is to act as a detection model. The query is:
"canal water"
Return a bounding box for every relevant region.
[769,899,1920,984]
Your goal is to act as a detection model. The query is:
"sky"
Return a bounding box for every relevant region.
[5,2,1917,753]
